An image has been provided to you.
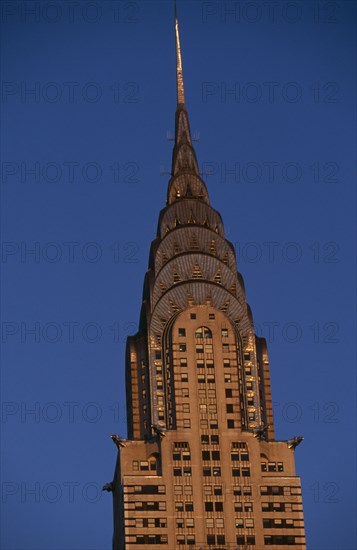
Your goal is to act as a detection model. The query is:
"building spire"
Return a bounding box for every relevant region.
[175,1,185,106]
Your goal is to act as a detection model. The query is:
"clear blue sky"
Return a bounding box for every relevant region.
[1,1,356,549]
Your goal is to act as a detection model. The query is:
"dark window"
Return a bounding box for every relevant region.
[225,389,233,397]
[209,313,215,320]
[247,536,256,545]
[202,451,210,461]
[185,502,194,511]
[215,502,223,511]
[241,452,249,461]
[217,535,226,544]
[205,502,214,511]
[190,313,196,319]
[242,467,251,477]
[207,535,215,544]
[203,467,211,476]
[173,452,180,461]
[173,468,181,476]
[227,419,235,428]
[232,468,240,477]
[213,467,221,476]
[201,435,209,444]
[211,435,219,444]
[237,536,245,545]
[212,451,220,460]
[178,328,186,337]
[179,344,186,352]
[214,486,222,495]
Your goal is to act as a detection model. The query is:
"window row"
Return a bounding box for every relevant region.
[125,518,167,528]
[264,535,299,545]
[176,518,194,528]
[262,502,303,512]
[124,501,166,511]
[173,467,192,477]
[232,467,251,477]
[236,518,254,528]
[124,485,165,494]
[201,434,219,444]
[263,518,302,529]
[175,501,194,512]
[235,502,253,512]
[205,501,224,511]
[261,461,284,472]
[237,536,256,545]
[207,535,226,545]
[126,535,167,545]
[261,486,302,496]
[202,450,220,461]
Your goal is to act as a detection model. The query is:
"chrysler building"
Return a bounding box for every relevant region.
[109,7,306,550]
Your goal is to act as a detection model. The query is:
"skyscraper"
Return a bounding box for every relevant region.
[110,8,306,550]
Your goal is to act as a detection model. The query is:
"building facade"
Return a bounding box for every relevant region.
[110,11,306,550]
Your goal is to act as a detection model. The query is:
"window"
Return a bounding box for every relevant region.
[182,403,190,413]
[242,467,251,477]
[217,535,225,544]
[183,467,192,476]
[196,344,204,353]
[178,328,186,337]
[214,486,222,495]
[198,374,205,384]
[181,373,188,382]
[209,313,215,319]
[223,358,230,368]
[197,359,204,368]
[179,344,186,352]
[232,467,240,477]
[224,373,232,383]
[201,435,209,444]
[183,419,191,428]
[234,502,243,512]
[227,419,235,429]
[185,502,194,511]
[222,344,229,352]
[246,518,254,528]
[207,375,215,384]
[190,313,196,319]
[205,502,213,511]
[206,359,214,368]
[206,518,214,528]
[195,326,212,338]
[226,404,234,413]
[203,467,211,476]
[180,358,187,367]
[175,502,183,512]
[211,435,219,444]
[212,451,220,460]
[226,389,233,397]
[215,502,223,511]
[213,467,221,476]
[202,451,210,461]
[174,468,182,476]
[207,535,215,545]
[236,518,244,527]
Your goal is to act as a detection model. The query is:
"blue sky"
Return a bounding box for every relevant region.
[1,1,356,549]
